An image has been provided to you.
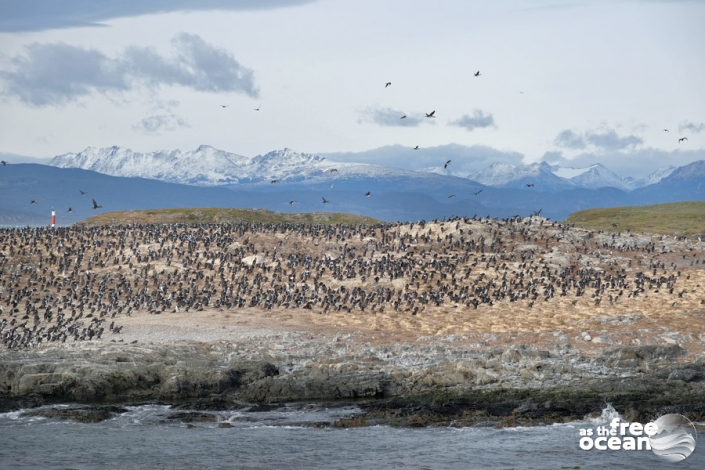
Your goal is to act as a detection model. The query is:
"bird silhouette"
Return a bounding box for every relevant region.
[474,71,481,77]
[92,199,102,209]
[271,180,278,184]
[0,160,6,165]
[254,105,261,111]
[425,110,436,118]
[329,168,338,173]
[400,115,407,119]
[448,195,456,199]
[385,82,391,87]
[322,197,329,204]
[68,207,73,213]
[526,184,534,187]
[664,129,669,132]
[413,145,419,150]
[220,105,229,108]
[679,137,688,143]
[79,190,87,195]
[329,183,334,188]
[289,200,296,205]
[31,200,36,205]
[444,160,451,169]
[365,192,371,197]
[474,190,483,195]
[533,208,542,216]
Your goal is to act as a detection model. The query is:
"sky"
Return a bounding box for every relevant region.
[0,0,704,178]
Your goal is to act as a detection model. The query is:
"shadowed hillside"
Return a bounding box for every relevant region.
[77,208,382,226]
[565,202,705,237]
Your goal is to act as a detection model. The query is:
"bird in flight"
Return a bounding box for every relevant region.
[254,105,261,111]
[400,115,407,119]
[220,105,229,108]
[444,160,451,169]
[329,183,334,188]
[474,71,481,77]
[92,199,102,209]
[289,200,296,205]
[664,129,669,132]
[679,137,688,143]
[474,189,483,195]
[0,160,6,165]
[31,200,36,205]
[425,110,436,118]
[413,145,419,150]
[385,82,391,88]
[448,195,456,199]
[322,197,329,204]
[365,191,371,197]
[329,168,338,173]
[79,190,87,195]
[271,179,278,184]
[526,183,535,187]
[68,207,73,213]
[533,208,542,216]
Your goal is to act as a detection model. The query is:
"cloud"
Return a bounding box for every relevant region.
[0,0,319,32]
[584,130,642,150]
[321,143,524,175]
[679,121,705,133]
[553,130,586,149]
[359,107,424,127]
[0,33,259,106]
[133,114,189,134]
[449,110,495,131]
[554,128,642,151]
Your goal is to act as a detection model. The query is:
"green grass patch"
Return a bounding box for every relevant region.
[565,202,705,237]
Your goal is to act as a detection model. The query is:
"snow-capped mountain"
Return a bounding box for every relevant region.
[49,146,419,186]
[622,165,676,190]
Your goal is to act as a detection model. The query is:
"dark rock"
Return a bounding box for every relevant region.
[166,411,218,423]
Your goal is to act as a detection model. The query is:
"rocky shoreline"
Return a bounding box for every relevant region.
[2,337,704,427]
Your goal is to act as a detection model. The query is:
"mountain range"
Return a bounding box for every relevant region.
[0,145,702,226]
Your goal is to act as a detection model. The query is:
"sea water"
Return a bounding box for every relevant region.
[0,404,702,469]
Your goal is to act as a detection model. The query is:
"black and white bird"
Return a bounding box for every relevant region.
[31,200,36,205]
[679,137,688,143]
[425,110,436,118]
[444,160,451,169]
[254,105,261,111]
[92,199,102,209]
[474,71,481,77]
[0,160,6,165]
[413,145,419,150]
[289,200,296,205]
[68,207,73,213]
[271,179,278,184]
[526,183,534,187]
[448,195,455,199]
[365,192,371,197]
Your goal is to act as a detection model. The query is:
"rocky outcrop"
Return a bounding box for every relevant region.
[1,341,704,426]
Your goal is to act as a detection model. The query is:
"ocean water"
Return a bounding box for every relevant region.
[0,404,702,470]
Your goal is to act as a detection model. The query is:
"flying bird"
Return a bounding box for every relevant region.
[289,200,296,205]
[526,183,535,187]
[679,137,688,143]
[79,190,87,195]
[444,160,451,169]
[365,191,371,197]
[533,208,542,216]
[474,71,481,77]
[329,168,338,173]
[385,82,391,87]
[425,110,436,118]
[271,179,278,184]
[68,207,73,213]
[474,190,483,195]
[413,145,419,150]
[254,105,261,111]
[92,199,102,209]
[322,197,329,204]
[30,200,36,205]
[448,195,456,199]
[664,129,669,132]
[329,183,334,188]
[0,160,6,165]
[400,115,407,119]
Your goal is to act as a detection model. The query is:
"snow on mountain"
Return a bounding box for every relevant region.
[562,163,628,190]
[468,162,574,190]
[622,165,676,190]
[49,146,423,186]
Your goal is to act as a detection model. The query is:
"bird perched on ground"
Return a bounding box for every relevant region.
[322,197,329,204]
[385,82,391,87]
[92,199,102,209]
[444,160,451,169]
[365,192,371,197]
[271,180,278,184]
[413,145,419,150]
[526,183,534,187]
[425,110,436,118]
[474,190,483,195]
[474,71,481,77]
[679,137,688,143]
